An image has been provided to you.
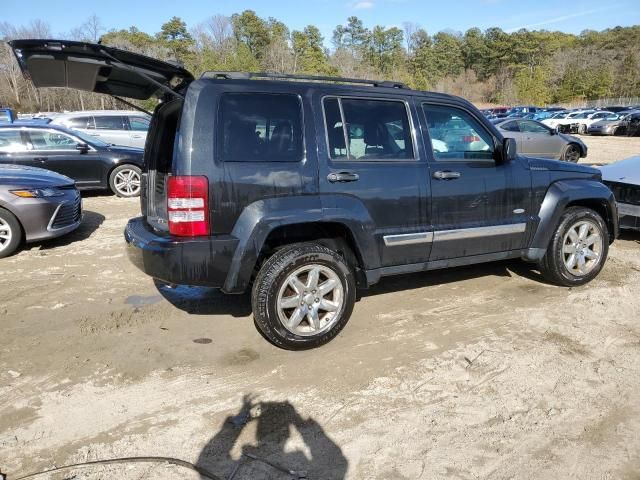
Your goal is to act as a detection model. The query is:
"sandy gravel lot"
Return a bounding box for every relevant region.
[1,136,640,479]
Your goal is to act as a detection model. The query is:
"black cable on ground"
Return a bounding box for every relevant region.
[9,456,222,480]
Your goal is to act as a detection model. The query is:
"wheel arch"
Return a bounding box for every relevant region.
[222,196,379,293]
[523,179,618,261]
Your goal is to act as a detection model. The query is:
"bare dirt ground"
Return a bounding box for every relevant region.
[1,136,640,480]
[577,134,640,165]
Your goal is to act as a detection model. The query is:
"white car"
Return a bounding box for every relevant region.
[572,111,618,134]
[542,110,595,129]
[50,110,150,148]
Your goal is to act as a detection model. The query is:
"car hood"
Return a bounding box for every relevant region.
[9,39,194,100]
[599,155,640,185]
[0,163,75,187]
[527,157,600,176]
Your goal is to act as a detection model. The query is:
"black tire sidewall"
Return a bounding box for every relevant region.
[545,207,608,286]
[563,144,580,162]
[109,165,142,197]
[252,244,356,350]
[0,208,22,258]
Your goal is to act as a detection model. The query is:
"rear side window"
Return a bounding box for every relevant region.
[519,121,549,133]
[0,130,26,152]
[218,93,303,162]
[324,97,414,161]
[501,121,520,132]
[66,116,92,129]
[94,116,126,130]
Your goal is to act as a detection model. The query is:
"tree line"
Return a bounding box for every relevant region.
[1,11,639,112]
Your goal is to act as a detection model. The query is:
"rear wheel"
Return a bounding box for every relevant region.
[252,243,356,350]
[109,164,142,197]
[0,208,22,258]
[539,207,608,287]
[562,143,581,162]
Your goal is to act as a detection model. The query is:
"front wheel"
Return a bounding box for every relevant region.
[0,207,22,259]
[539,207,608,287]
[562,143,581,163]
[251,243,356,350]
[109,164,142,198]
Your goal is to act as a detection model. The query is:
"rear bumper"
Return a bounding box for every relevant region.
[124,217,238,288]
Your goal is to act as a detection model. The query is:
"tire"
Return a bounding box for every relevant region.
[109,164,142,198]
[562,143,581,163]
[539,207,608,287]
[0,207,22,259]
[251,242,356,350]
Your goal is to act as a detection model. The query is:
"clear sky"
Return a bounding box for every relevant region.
[3,0,640,44]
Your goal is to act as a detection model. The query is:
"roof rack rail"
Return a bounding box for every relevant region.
[200,71,407,89]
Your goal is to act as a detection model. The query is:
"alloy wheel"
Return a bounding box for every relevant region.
[276,264,345,336]
[562,220,603,276]
[114,169,141,196]
[0,216,13,253]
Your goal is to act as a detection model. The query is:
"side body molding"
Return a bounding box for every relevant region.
[222,195,379,293]
[522,179,618,261]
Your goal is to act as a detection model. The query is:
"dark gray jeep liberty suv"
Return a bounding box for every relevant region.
[11,40,618,350]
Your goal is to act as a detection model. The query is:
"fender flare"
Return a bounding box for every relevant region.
[523,179,617,261]
[222,195,379,293]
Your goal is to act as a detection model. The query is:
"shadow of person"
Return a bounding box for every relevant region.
[196,395,348,480]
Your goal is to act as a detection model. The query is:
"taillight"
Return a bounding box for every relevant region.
[167,176,210,236]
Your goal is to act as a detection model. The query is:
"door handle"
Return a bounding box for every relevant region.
[433,170,461,180]
[34,157,47,163]
[131,135,142,139]
[327,171,359,183]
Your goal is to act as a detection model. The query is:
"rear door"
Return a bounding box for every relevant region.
[91,115,131,147]
[9,39,193,100]
[498,120,525,152]
[22,128,103,186]
[0,129,30,164]
[421,102,531,261]
[316,93,431,267]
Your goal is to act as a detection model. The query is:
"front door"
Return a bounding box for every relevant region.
[421,102,531,261]
[517,120,565,159]
[22,128,102,186]
[317,94,431,267]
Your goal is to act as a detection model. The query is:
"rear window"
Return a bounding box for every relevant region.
[94,115,126,130]
[218,93,304,162]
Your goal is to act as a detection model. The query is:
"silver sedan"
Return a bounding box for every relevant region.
[0,164,81,257]
[493,118,587,162]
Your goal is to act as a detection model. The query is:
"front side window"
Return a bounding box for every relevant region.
[423,104,494,161]
[519,121,549,134]
[324,97,414,161]
[218,93,303,162]
[0,130,26,152]
[26,130,78,150]
[94,116,126,130]
[129,117,150,131]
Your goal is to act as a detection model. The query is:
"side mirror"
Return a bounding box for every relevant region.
[498,137,517,163]
[76,143,89,153]
[550,127,558,135]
